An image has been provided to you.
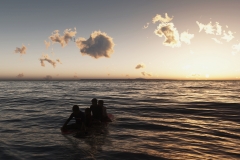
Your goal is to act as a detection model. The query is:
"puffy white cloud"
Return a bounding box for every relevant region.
[44,40,51,49]
[212,38,222,44]
[143,23,149,29]
[17,73,24,78]
[15,45,27,55]
[135,63,145,69]
[49,28,77,47]
[39,54,56,68]
[180,31,194,44]
[76,31,115,59]
[152,13,173,23]
[154,22,181,47]
[141,72,151,77]
[221,31,234,42]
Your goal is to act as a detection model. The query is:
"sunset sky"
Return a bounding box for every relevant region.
[1,0,240,80]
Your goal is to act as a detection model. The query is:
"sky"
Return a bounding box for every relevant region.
[1,0,240,80]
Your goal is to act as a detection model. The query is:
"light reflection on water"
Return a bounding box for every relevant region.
[0,80,240,159]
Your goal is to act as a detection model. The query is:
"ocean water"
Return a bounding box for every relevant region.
[0,80,240,160]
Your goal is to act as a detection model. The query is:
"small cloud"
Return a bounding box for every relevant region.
[215,22,222,35]
[232,43,240,51]
[221,30,234,42]
[196,21,215,34]
[15,45,27,55]
[49,28,77,47]
[141,72,151,77]
[17,73,24,78]
[56,59,62,64]
[152,13,173,23]
[180,31,194,44]
[76,31,115,59]
[44,40,51,49]
[212,38,222,44]
[196,21,205,33]
[125,74,129,77]
[154,22,181,47]
[44,75,53,80]
[39,54,56,68]
[135,63,145,69]
[143,23,149,29]
[192,74,201,77]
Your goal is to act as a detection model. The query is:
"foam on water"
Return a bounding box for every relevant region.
[0,80,240,159]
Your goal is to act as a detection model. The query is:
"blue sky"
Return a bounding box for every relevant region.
[1,0,240,80]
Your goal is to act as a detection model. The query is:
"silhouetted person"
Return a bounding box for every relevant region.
[90,98,103,122]
[85,108,92,127]
[62,105,86,131]
[98,100,112,122]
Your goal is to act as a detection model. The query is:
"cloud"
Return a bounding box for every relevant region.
[232,43,240,52]
[152,13,173,23]
[49,28,77,47]
[56,59,62,64]
[44,75,52,80]
[135,63,145,69]
[212,38,222,44]
[215,22,222,35]
[44,40,51,49]
[76,31,115,59]
[180,31,194,44]
[39,54,56,68]
[15,45,27,55]
[154,22,181,47]
[17,73,24,78]
[221,31,234,42]
[143,23,149,29]
[196,21,215,34]
[191,73,201,77]
[141,72,151,77]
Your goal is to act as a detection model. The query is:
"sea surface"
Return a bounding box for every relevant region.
[0,80,240,160]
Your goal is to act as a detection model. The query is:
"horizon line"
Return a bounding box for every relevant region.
[0,78,240,81]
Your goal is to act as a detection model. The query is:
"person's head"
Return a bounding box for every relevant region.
[98,100,104,106]
[91,98,97,105]
[72,105,80,114]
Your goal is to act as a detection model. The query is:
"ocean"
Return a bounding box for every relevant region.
[0,80,239,160]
